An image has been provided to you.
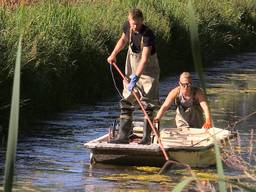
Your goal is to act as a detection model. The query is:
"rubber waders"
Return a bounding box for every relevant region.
[108,118,132,144]
[139,118,152,145]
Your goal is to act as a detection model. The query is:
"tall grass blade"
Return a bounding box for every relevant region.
[214,139,226,192]
[172,177,195,192]
[187,1,226,191]
[3,35,22,192]
[187,0,206,93]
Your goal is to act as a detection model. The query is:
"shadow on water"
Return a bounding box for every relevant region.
[0,52,256,191]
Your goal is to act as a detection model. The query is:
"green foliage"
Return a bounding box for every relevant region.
[0,0,255,115]
[193,0,256,57]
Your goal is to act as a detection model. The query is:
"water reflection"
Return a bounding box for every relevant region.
[0,52,255,191]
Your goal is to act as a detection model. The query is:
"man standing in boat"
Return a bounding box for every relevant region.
[107,8,160,144]
[154,72,213,129]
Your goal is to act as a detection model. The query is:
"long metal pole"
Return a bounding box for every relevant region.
[111,62,169,161]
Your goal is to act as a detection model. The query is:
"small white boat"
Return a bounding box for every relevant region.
[84,123,235,168]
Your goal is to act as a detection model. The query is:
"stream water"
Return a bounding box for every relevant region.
[0,52,256,191]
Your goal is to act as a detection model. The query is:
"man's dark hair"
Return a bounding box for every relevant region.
[129,8,144,20]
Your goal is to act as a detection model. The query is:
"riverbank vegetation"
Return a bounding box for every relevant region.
[0,0,255,123]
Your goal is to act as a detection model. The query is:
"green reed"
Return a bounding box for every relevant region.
[3,35,22,191]
[0,0,255,120]
[0,0,255,191]
[172,177,195,192]
[188,1,226,191]
[172,1,227,191]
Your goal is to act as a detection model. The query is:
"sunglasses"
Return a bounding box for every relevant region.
[179,82,191,88]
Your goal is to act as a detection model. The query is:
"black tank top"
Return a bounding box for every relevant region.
[122,21,156,55]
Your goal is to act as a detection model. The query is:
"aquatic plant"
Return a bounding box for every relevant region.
[172,1,226,191]
[0,0,255,120]
[3,35,22,192]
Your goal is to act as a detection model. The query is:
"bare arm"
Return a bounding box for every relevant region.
[154,87,179,121]
[107,33,128,64]
[134,46,151,76]
[197,89,212,128]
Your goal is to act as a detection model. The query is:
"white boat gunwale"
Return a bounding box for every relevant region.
[84,127,236,168]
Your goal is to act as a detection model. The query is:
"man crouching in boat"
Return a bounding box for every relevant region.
[107,8,160,144]
[154,72,213,129]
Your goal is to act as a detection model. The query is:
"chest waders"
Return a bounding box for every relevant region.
[175,87,204,128]
[109,29,160,144]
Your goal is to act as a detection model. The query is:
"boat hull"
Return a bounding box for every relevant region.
[89,143,215,167]
[85,127,235,168]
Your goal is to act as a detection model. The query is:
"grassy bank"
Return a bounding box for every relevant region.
[0,0,255,123]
